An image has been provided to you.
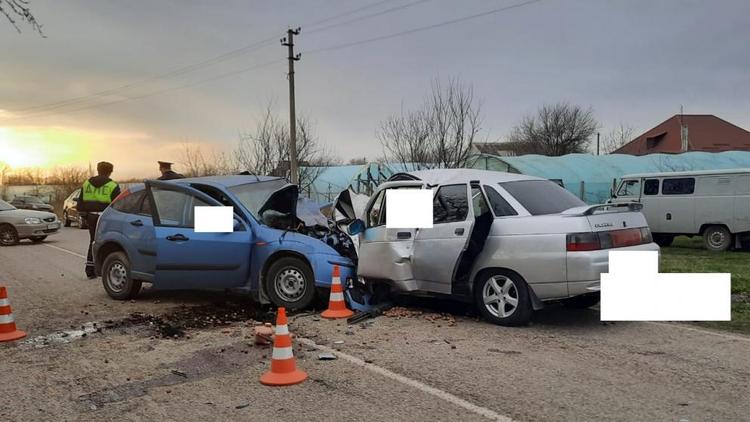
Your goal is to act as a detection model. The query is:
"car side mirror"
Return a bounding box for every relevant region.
[347,218,365,235]
[233,217,243,231]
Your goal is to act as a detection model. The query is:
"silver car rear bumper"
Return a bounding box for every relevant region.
[566,242,660,297]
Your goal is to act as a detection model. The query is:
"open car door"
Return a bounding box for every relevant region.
[356,181,423,290]
[145,180,252,290]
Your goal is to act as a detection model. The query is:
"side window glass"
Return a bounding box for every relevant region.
[662,178,695,195]
[139,193,153,216]
[111,191,145,214]
[152,188,209,227]
[471,186,491,217]
[433,184,468,224]
[484,185,518,217]
[617,179,641,197]
[643,179,659,195]
[367,190,386,227]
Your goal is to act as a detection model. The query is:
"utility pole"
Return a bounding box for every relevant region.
[281,27,301,184]
[596,132,600,155]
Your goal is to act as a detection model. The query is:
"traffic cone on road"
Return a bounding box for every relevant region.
[260,307,307,386]
[0,286,26,343]
[321,265,353,319]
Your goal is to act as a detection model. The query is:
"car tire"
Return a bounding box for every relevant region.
[63,211,71,227]
[264,256,316,310]
[101,251,142,300]
[703,225,732,252]
[562,292,600,309]
[653,234,674,247]
[0,224,19,246]
[30,236,48,243]
[474,270,532,326]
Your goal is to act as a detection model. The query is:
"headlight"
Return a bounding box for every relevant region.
[24,217,42,224]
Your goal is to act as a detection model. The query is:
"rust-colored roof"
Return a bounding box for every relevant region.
[614,114,750,155]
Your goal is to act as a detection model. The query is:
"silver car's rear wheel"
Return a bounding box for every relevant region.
[482,275,519,318]
[474,270,532,326]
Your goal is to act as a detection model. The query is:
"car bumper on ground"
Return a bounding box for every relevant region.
[16,221,61,238]
[566,242,660,296]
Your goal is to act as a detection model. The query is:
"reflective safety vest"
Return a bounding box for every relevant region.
[81,179,118,204]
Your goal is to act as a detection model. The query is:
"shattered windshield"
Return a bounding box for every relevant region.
[0,200,15,211]
[228,179,289,219]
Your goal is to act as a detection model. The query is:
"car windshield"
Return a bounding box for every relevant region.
[0,200,16,211]
[500,180,585,215]
[228,179,289,218]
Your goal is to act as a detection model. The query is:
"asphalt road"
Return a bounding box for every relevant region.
[1,228,749,421]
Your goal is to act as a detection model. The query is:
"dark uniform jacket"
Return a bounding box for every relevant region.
[157,170,185,180]
[76,175,121,213]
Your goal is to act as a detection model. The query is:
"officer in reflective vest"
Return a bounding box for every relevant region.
[76,161,121,279]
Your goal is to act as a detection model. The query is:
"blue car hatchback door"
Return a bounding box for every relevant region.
[92,176,356,309]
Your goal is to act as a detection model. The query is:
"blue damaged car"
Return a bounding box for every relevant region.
[92,176,356,309]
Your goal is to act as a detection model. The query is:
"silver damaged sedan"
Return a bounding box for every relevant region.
[0,199,61,246]
[347,169,659,326]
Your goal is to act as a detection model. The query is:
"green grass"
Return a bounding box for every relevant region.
[660,236,750,334]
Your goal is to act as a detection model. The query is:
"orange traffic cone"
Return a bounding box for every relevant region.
[260,307,307,386]
[321,265,353,319]
[0,286,26,343]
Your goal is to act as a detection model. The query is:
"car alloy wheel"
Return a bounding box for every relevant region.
[274,267,307,302]
[482,275,519,318]
[107,262,128,293]
[0,225,19,246]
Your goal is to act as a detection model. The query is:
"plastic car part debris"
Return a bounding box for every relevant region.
[318,353,337,360]
[346,301,393,325]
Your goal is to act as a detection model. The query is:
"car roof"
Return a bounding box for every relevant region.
[622,168,750,179]
[168,175,283,188]
[392,169,544,186]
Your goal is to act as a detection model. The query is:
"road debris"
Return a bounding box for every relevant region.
[254,323,274,345]
[318,353,337,360]
[383,306,457,326]
[171,370,188,378]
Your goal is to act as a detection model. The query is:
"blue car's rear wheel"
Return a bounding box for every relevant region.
[265,256,315,310]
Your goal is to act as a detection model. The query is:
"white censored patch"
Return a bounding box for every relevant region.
[386,189,433,228]
[194,206,234,232]
[601,251,730,321]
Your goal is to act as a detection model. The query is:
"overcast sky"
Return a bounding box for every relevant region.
[1,0,748,177]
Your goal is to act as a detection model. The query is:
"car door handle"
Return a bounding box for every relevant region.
[166,234,189,242]
[130,219,144,227]
[396,231,411,239]
[454,228,465,235]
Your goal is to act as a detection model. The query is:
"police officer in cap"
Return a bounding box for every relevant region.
[76,161,121,279]
[157,161,185,180]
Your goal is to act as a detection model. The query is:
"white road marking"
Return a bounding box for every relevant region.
[644,321,750,342]
[298,337,513,422]
[43,243,86,259]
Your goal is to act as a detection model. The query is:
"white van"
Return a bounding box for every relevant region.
[610,168,750,250]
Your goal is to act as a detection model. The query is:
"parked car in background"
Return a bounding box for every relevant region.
[10,195,54,213]
[610,168,750,251]
[62,188,88,229]
[0,199,61,246]
[347,169,658,326]
[92,176,355,310]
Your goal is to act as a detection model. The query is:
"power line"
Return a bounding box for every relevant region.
[305,0,543,54]
[306,0,433,34]
[13,58,285,120]
[9,0,409,115]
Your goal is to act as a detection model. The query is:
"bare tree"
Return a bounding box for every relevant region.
[180,144,237,177]
[379,78,482,169]
[508,102,598,156]
[1,0,43,35]
[348,157,368,165]
[47,166,88,215]
[603,123,635,154]
[235,103,334,194]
